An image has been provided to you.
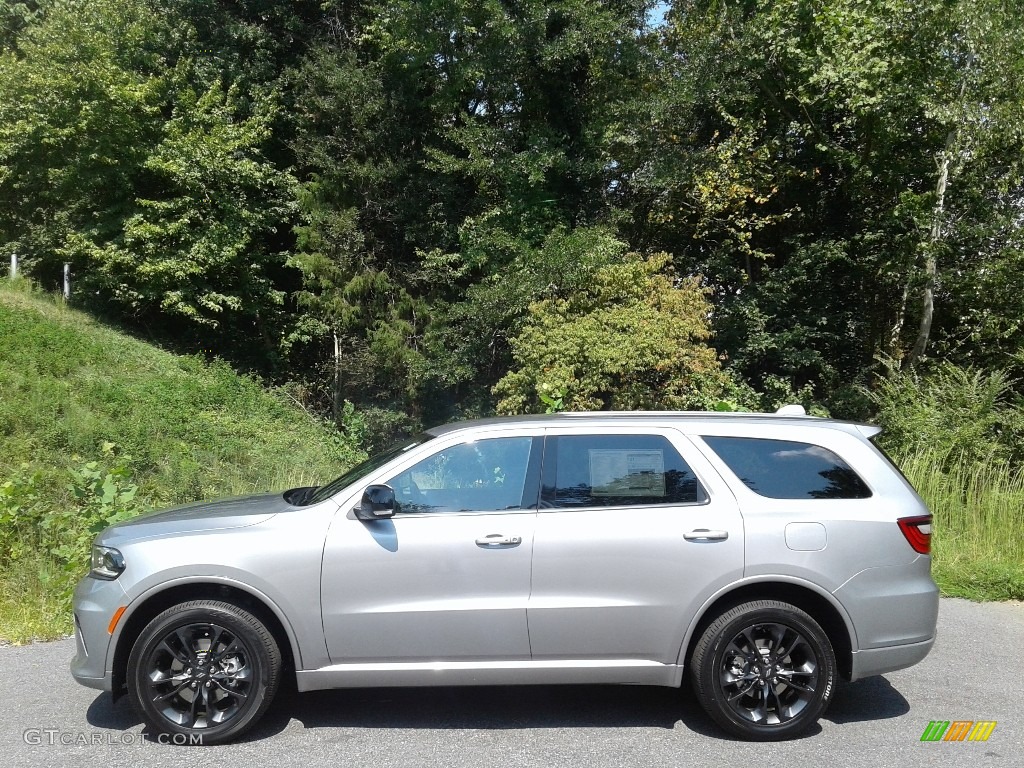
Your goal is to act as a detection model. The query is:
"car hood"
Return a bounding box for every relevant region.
[98,491,295,545]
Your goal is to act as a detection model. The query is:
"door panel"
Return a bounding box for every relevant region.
[527,429,744,663]
[322,513,535,662]
[320,434,540,664]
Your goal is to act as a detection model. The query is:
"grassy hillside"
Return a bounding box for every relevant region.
[0,281,362,642]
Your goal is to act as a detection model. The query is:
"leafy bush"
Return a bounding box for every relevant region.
[0,465,46,564]
[0,446,140,568]
[494,253,758,414]
[0,445,144,625]
[866,360,1024,466]
[44,443,142,576]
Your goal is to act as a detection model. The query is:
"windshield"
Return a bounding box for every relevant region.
[305,433,435,505]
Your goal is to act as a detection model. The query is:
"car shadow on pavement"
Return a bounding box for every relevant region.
[823,676,910,724]
[85,693,142,731]
[85,689,298,743]
[85,676,908,743]
[276,684,700,730]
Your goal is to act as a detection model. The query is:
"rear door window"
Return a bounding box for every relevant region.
[541,434,708,508]
[700,436,871,499]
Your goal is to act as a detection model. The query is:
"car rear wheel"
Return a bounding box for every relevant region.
[127,600,281,745]
[690,600,836,740]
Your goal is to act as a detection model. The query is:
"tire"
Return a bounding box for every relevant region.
[690,600,836,740]
[127,600,282,745]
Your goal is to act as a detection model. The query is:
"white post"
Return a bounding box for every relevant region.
[63,263,71,300]
[9,253,15,279]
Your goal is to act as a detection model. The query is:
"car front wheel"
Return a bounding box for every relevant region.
[127,599,281,745]
[690,599,836,740]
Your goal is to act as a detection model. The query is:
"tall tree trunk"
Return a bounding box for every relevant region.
[887,270,911,361]
[905,128,956,369]
[904,48,974,369]
[332,330,343,427]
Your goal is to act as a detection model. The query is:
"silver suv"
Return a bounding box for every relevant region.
[71,409,938,743]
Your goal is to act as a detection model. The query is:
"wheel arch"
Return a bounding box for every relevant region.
[680,579,856,681]
[110,580,300,698]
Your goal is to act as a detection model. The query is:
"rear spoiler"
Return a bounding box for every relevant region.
[773,405,882,439]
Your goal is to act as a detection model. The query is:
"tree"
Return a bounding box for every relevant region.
[622,0,1024,411]
[0,0,165,285]
[0,0,40,51]
[494,253,746,413]
[84,81,296,337]
[0,1,324,367]
[288,0,654,425]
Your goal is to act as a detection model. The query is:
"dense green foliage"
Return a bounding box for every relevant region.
[868,360,1024,468]
[637,0,1024,400]
[2,1,1024,634]
[0,0,319,366]
[495,253,751,413]
[867,362,1024,601]
[3,0,1024,425]
[3,0,1023,430]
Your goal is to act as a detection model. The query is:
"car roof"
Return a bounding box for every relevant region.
[424,411,881,439]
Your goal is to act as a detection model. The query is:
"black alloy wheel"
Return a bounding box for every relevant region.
[691,600,837,740]
[127,600,281,745]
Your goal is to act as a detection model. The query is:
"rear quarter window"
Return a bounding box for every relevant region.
[701,436,872,500]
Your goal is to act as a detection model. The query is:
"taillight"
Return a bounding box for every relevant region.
[898,514,932,554]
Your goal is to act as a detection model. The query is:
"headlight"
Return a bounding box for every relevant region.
[90,545,125,580]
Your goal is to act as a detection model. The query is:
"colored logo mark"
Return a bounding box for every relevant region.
[920,721,997,742]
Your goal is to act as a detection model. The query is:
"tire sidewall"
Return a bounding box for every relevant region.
[127,603,277,745]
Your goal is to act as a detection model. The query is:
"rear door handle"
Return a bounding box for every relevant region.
[475,534,522,547]
[683,529,729,542]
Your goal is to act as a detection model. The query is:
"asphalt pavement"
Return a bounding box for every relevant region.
[0,597,1020,768]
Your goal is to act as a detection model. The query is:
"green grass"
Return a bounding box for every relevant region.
[0,554,72,644]
[900,452,1024,601]
[0,282,363,642]
[0,282,359,501]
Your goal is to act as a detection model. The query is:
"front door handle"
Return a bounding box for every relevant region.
[475,534,522,547]
[684,529,729,542]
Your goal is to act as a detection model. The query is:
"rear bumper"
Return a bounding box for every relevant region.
[834,556,939,641]
[833,555,939,680]
[849,635,935,681]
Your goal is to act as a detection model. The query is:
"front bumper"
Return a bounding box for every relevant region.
[70,575,129,692]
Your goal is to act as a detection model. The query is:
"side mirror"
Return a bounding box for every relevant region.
[356,484,397,520]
